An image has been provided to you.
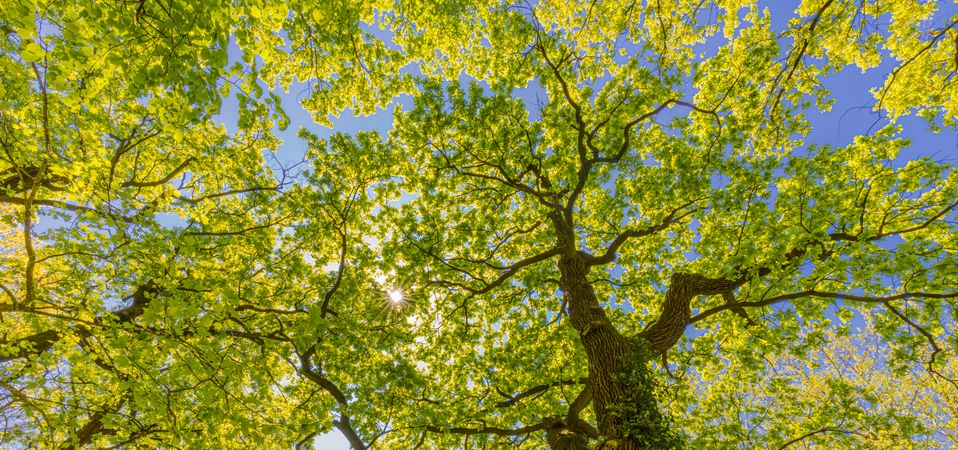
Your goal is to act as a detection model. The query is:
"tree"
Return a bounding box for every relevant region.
[1,0,957,449]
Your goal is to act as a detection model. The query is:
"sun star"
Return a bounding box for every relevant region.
[387,289,404,305]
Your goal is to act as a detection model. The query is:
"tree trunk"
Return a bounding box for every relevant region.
[557,254,640,450]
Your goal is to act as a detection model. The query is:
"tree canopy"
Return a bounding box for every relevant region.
[2,0,957,448]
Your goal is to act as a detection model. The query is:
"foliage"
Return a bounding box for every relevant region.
[674,322,958,448]
[1,0,957,449]
[614,341,684,449]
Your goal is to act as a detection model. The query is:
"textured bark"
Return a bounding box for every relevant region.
[546,421,592,450]
[639,273,739,354]
[59,409,107,450]
[0,329,60,363]
[557,254,639,449]
[549,208,708,449]
[554,266,744,449]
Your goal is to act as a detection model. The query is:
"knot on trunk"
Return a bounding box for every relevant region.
[545,418,594,450]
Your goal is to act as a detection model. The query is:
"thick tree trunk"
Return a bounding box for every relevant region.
[557,254,640,450]
[547,209,682,449]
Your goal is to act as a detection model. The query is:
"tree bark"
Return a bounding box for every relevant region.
[546,420,593,450]
[557,253,639,450]
[639,272,739,354]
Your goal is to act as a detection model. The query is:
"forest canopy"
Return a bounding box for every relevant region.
[1,0,957,449]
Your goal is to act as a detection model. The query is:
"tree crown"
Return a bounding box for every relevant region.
[1,0,957,448]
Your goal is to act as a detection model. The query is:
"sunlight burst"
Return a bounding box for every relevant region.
[387,288,404,305]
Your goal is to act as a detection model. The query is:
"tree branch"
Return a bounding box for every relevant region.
[492,378,588,409]
[768,0,835,114]
[584,199,699,266]
[0,329,60,363]
[423,419,556,437]
[565,383,592,425]
[828,199,958,243]
[58,397,128,450]
[690,290,958,324]
[58,410,108,450]
[120,157,195,188]
[639,272,741,353]
[0,195,139,224]
[776,426,845,450]
[466,247,564,295]
[298,347,367,450]
[0,280,158,362]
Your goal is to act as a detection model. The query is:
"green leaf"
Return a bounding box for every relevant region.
[21,42,44,63]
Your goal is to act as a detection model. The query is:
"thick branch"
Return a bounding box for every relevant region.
[639,272,740,353]
[470,247,563,295]
[0,195,138,224]
[0,280,158,362]
[0,329,59,363]
[776,426,846,450]
[21,164,44,307]
[565,384,592,425]
[423,245,563,296]
[59,411,107,450]
[57,397,128,450]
